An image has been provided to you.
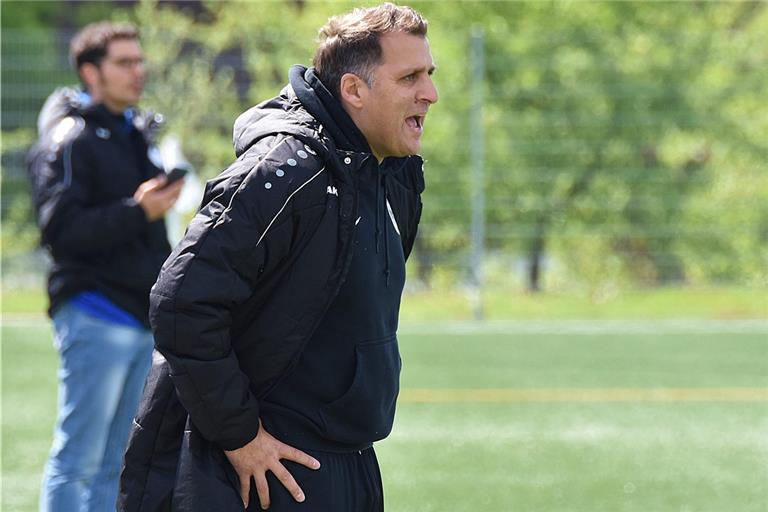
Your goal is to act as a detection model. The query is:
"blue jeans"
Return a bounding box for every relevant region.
[40,302,154,512]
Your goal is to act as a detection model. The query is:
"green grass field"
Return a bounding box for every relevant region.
[4,286,767,319]
[3,317,767,511]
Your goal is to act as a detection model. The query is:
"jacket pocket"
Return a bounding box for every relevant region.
[319,336,401,444]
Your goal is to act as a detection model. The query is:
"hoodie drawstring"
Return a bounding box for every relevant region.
[382,173,390,287]
[374,165,391,287]
[375,170,381,255]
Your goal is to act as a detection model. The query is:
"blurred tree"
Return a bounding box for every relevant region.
[138,0,767,292]
[424,1,768,293]
[2,0,765,293]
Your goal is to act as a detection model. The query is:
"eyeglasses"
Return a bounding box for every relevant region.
[104,57,145,70]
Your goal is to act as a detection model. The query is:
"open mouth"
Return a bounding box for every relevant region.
[406,114,426,131]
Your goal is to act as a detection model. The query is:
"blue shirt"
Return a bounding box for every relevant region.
[70,291,143,328]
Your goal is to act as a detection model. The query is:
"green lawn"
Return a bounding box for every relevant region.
[381,402,767,512]
[2,321,767,511]
[2,325,58,512]
[4,285,767,319]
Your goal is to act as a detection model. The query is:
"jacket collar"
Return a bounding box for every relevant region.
[289,65,371,156]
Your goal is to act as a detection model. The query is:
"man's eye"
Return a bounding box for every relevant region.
[403,74,416,82]
[115,58,144,68]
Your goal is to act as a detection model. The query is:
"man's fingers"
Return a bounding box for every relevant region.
[281,445,321,470]
[255,473,270,510]
[157,179,184,199]
[167,178,185,192]
[135,177,165,200]
[238,474,250,509]
[140,179,183,215]
[169,185,183,201]
[146,175,167,191]
[272,463,305,503]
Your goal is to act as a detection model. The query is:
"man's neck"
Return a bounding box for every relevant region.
[87,89,129,115]
[101,99,129,115]
[339,100,382,162]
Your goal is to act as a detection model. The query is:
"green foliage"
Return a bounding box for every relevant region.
[412,1,768,289]
[1,1,766,291]
[1,128,39,258]
[132,0,241,176]
[1,1,67,29]
[132,0,362,176]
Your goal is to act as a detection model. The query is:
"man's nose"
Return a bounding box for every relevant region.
[419,77,439,105]
[133,63,147,82]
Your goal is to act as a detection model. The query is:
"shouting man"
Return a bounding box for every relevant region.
[120,3,437,511]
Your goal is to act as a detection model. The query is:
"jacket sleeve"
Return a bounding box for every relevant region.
[29,132,150,256]
[150,137,326,451]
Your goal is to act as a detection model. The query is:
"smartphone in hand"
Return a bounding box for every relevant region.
[163,167,188,187]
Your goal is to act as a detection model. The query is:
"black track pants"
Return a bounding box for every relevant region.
[255,447,384,512]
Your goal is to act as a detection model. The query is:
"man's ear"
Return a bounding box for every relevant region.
[339,73,366,109]
[79,63,100,91]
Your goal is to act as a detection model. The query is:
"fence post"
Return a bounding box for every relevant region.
[469,26,486,320]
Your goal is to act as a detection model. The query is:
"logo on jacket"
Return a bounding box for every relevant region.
[327,185,338,196]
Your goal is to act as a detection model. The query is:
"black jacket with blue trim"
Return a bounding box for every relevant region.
[118,66,425,511]
[27,87,170,324]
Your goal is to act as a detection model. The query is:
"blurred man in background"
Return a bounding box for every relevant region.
[120,3,437,511]
[27,21,183,512]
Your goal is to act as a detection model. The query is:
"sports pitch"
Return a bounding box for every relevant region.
[2,320,767,511]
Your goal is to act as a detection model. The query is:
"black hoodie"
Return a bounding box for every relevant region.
[119,66,425,512]
[260,67,406,452]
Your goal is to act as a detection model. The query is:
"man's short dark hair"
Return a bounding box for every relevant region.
[69,21,140,71]
[313,3,428,98]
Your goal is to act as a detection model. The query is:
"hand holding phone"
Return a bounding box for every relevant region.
[134,173,185,221]
[163,167,188,187]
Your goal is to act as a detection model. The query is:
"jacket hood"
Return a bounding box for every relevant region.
[232,65,371,158]
[36,87,89,138]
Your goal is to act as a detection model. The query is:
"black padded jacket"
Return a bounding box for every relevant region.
[118,66,425,511]
[27,87,170,324]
